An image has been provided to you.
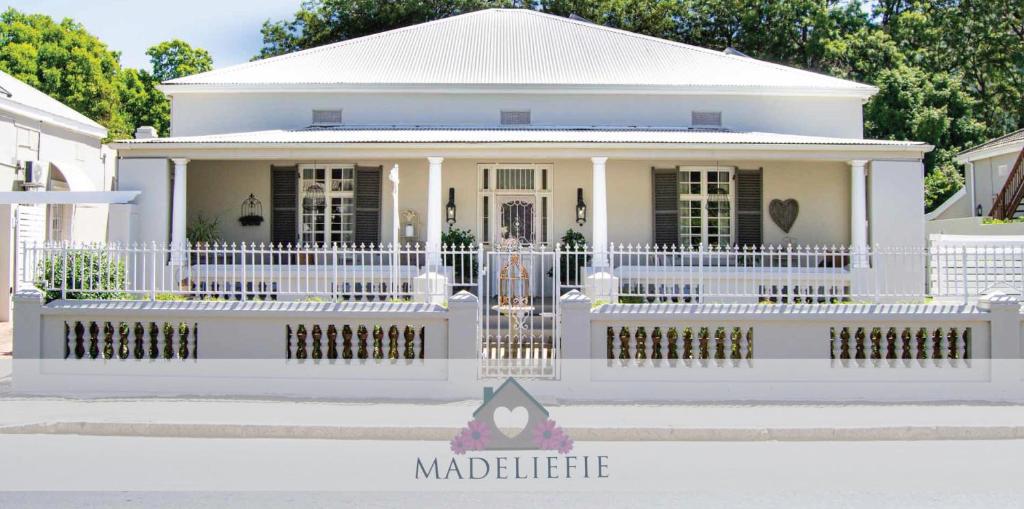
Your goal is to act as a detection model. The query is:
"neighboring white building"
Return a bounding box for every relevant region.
[0,70,120,321]
[926,129,1024,237]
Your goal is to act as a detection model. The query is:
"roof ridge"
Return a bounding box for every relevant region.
[165,9,498,85]
[959,128,1024,154]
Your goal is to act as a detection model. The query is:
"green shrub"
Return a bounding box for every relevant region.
[558,229,590,286]
[35,251,128,302]
[441,227,478,283]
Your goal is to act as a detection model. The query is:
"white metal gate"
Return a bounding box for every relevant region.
[479,242,559,379]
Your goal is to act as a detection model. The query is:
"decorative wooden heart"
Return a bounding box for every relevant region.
[769,199,799,234]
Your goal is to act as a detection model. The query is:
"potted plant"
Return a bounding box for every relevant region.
[187,214,223,264]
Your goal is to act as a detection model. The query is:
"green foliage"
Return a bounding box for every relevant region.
[155,293,189,301]
[187,214,222,245]
[146,39,213,83]
[0,8,126,136]
[0,8,213,139]
[923,162,964,213]
[441,227,478,283]
[557,228,589,286]
[35,251,128,302]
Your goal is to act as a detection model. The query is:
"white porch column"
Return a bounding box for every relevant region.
[850,159,869,268]
[425,157,444,266]
[170,158,189,265]
[591,156,609,267]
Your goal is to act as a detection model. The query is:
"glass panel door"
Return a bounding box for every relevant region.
[497,197,536,245]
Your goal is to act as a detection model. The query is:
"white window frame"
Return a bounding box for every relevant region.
[298,163,356,246]
[477,163,553,246]
[677,166,736,247]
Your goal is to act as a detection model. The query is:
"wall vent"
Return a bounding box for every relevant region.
[500,110,531,126]
[691,111,722,128]
[312,109,343,126]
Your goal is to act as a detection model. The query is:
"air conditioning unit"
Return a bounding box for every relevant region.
[21,160,46,189]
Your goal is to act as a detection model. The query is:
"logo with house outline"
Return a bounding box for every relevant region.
[451,377,573,454]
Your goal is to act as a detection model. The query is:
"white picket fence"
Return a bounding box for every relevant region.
[928,234,1024,301]
[17,239,1024,304]
[20,242,480,302]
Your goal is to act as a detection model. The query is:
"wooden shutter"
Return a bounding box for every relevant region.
[270,165,298,246]
[735,168,763,248]
[651,167,679,248]
[354,165,382,245]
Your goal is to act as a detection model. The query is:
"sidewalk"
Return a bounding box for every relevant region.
[1,396,1022,441]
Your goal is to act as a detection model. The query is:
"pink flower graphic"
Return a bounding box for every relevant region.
[460,419,492,450]
[450,434,467,455]
[556,435,574,454]
[531,419,565,450]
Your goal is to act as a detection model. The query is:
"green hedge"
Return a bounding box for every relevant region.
[35,251,128,302]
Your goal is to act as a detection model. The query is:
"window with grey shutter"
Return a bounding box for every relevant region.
[353,165,382,245]
[651,167,679,248]
[270,165,298,246]
[735,168,763,248]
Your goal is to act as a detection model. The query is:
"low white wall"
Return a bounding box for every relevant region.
[14,289,1023,403]
[927,217,1024,237]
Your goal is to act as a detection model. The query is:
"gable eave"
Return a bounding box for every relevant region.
[158,82,877,100]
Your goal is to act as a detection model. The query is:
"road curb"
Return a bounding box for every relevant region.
[2,422,1024,441]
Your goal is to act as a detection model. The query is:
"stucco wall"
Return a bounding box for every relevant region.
[170,92,865,139]
[870,160,925,248]
[185,158,853,248]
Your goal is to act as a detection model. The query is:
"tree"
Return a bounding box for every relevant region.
[117,67,168,136]
[146,39,213,83]
[0,8,213,139]
[0,9,123,133]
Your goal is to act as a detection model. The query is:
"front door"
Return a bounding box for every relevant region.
[496,196,536,245]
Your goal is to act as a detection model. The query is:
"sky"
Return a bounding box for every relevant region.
[5,0,299,70]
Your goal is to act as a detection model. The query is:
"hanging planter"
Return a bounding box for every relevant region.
[239,193,264,226]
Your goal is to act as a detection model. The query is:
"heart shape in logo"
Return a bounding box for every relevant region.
[769,199,799,234]
[492,406,529,438]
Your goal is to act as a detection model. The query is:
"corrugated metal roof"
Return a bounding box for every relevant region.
[958,128,1024,157]
[165,9,875,95]
[0,70,106,138]
[116,127,925,147]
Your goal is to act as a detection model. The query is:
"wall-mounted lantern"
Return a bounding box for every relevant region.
[239,193,264,226]
[575,188,587,226]
[446,187,457,226]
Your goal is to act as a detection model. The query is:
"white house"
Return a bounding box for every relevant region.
[28,11,1024,403]
[103,9,930,305]
[0,70,120,321]
[927,129,1024,230]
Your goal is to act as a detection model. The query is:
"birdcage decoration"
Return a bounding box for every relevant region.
[239,193,264,226]
[302,182,325,210]
[497,248,531,308]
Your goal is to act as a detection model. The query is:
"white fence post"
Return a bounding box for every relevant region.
[447,290,479,394]
[12,287,44,393]
[978,291,1023,393]
[559,290,592,391]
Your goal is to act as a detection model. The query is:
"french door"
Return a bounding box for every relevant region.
[678,166,735,248]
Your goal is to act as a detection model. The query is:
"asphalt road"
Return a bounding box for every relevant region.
[1,435,1021,508]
